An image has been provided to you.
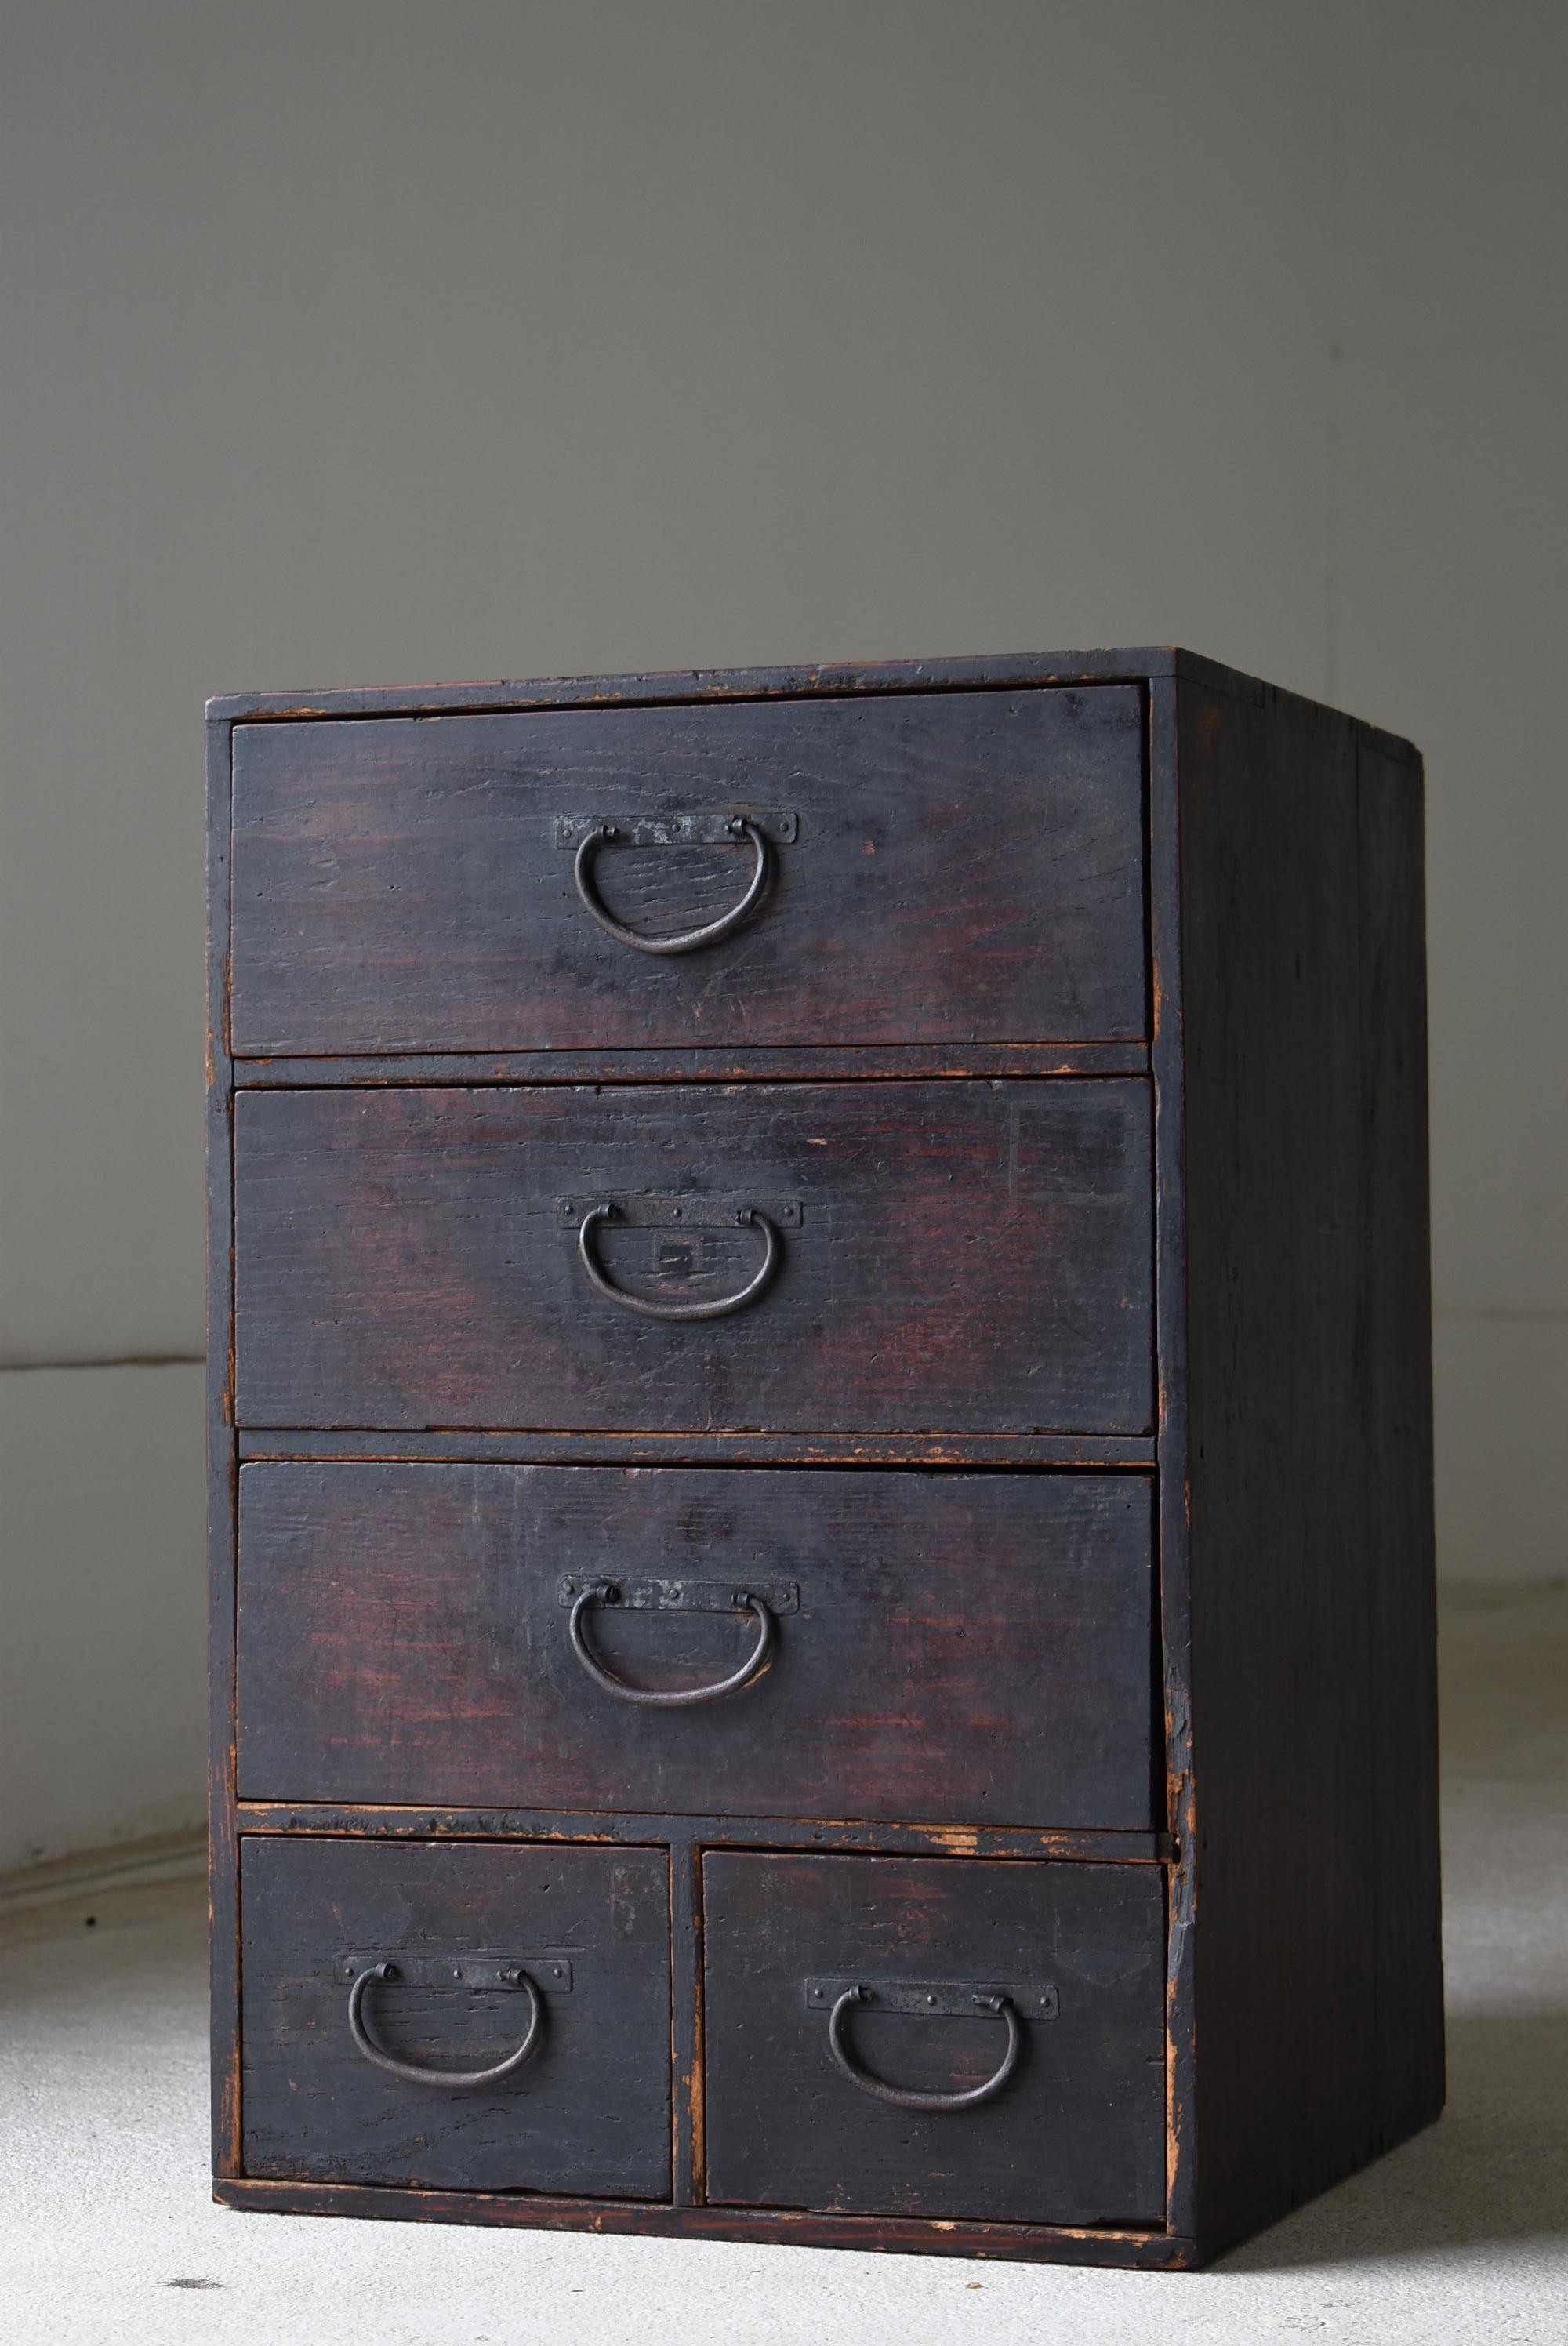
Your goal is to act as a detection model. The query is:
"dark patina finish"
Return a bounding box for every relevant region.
[209,647,1442,2265]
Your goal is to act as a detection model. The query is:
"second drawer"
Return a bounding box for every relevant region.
[236,1465,1156,1829]
[232,1079,1154,1436]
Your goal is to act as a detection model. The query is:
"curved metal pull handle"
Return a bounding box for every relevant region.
[347,1961,543,2090]
[577,1201,780,1321]
[826,1986,1022,2112]
[573,816,771,954]
[568,1581,775,1707]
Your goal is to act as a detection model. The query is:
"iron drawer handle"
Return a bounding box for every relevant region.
[572,816,771,954]
[826,1986,1022,2112]
[568,1581,775,1707]
[576,1200,781,1320]
[347,1961,543,2089]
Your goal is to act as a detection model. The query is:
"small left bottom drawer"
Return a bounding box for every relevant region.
[239,1836,672,2196]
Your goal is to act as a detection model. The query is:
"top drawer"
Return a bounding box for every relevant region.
[227,687,1146,1055]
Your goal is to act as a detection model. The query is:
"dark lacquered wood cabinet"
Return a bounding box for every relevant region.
[208,648,1443,2267]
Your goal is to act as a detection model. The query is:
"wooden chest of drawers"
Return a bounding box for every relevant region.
[207,648,1443,2267]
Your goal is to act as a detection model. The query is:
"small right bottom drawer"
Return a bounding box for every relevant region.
[702,1853,1167,2228]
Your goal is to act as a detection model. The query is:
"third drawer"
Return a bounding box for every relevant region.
[236,1465,1157,1830]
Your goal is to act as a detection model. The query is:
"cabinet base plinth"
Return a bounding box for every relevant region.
[213,2177,1197,2268]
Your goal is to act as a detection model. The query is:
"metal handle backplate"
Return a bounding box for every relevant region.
[809,1976,1056,2113]
[559,1575,800,1616]
[344,1956,557,2090]
[572,1199,783,1320]
[566,811,789,954]
[566,1580,779,1706]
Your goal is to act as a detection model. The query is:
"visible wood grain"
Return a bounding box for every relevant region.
[1176,677,1441,2253]
[205,640,1416,747]
[228,688,1146,1054]
[234,1430,1158,1466]
[206,711,241,2178]
[1356,731,1443,2155]
[235,1807,1169,1865]
[233,1043,1150,1084]
[702,1853,1166,2226]
[673,1840,703,2205]
[1147,675,1197,2236]
[212,647,1184,724]
[209,648,1438,2268]
[213,2175,1195,2264]
[240,1836,671,2195]
[209,650,1183,725]
[234,1465,1155,1828]
[232,1080,1154,1435]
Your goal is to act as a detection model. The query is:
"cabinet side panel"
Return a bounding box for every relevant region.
[1179,681,1440,2248]
[206,713,240,2177]
[1357,735,1443,2148]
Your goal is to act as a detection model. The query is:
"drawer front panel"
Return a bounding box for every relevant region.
[228,688,1145,1055]
[236,1465,1156,1828]
[240,1836,671,2194]
[233,1080,1154,1434]
[703,1853,1166,2226]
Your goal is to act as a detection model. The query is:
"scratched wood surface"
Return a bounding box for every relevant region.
[209,648,1439,2267]
[240,1836,671,2195]
[227,687,1146,1055]
[205,641,1302,723]
[1176,679,1443,2252]
[213,2177,1195,2264]
[234,1465,1156,1828]
[232,1079,1154,1434]
[206,714,241,2177]
[236,1807,1165,1866]
[702,1852,1167,2225]
[1353,728,1443,2165]
[232,1044,1150,1087]
[234,1429,1156,1467]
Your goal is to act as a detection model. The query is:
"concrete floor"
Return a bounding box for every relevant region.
[2,1584,1563,2346]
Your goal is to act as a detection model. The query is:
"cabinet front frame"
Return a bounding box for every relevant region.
[205,655,1197,2256]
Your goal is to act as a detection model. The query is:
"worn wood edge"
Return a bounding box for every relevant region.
[1174,668,1421,768]
[1149,676,1198,2242]
[205,649,1187,722]
[1356,732,1445,2156]
[673,1843,702,2205]
[205,711,241,2181]
[232,1807,1173,1863]
[211,2177,1196,2265]
[233,1433,1160,1466]
[232,1044,1152,1085]
[1168,676,1439,2246]
[204,645,1417,763]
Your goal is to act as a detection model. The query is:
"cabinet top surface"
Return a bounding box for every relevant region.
[205,647,1418,759]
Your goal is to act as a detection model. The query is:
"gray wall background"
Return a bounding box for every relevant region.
[2,1,1563,1872]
